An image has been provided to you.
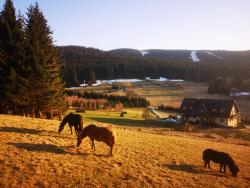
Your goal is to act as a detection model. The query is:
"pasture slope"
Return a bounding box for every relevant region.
[0,115,249,188]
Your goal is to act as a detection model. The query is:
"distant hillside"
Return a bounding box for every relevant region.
[108,48,250,64]
[58,46,250,87]
[109,48,142,57]
[109,48,193,62]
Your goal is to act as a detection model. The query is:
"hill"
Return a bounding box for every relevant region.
[58,46,250,87]
[108,48,250,64]
[109,48,142,57]
[0,114,250,187]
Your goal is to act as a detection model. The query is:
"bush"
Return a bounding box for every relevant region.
[120,111,127,117]
[142,108,151,120]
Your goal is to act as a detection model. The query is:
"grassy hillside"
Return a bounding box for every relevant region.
[0,114,249,187]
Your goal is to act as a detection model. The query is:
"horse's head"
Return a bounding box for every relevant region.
[229,164,239,177]
[77,136,82,147]
[58,122,64,133]
[58,115,68,133]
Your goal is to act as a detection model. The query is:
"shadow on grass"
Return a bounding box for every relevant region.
[89,117,178,129]
[7,142,88,156]
[0,127,43,135]
[7,142,110,157]
[8,142,67,154]
[199,168,228,177]
[164,163,227,177]
[164,163,200,174]
[41,130,76,140]
[0,126,75,140]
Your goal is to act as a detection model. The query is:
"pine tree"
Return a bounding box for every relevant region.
[25,3,65,118]
[0,0,29,114]
[89,69,96,85]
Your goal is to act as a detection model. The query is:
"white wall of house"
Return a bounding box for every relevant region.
[230,104,238,116]
[187,116,237,127]
[227,104,239,127]
[227,117,238,127]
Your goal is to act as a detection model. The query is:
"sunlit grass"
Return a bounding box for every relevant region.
[0,114,250,187]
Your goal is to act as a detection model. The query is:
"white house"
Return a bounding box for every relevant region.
[180,98,240,127]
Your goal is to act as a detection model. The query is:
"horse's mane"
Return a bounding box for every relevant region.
[61,113,73,126]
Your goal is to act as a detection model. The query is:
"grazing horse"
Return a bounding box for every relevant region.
[77,124,115,156]
[58,113,83,136]
[203,148,239,177]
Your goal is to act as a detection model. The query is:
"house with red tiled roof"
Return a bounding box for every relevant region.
[180,98,240,127]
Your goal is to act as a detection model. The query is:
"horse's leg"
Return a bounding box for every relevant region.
[91,139,95,151]
[70,125,73,134]
[74,126,78,136]
[223,165,227,174]
[208,161,211,169]
[219,164,222,172]
[204,161,207,168]
[110,146,113,156]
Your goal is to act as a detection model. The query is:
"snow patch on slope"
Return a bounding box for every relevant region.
[140,50,149,56]
[206,51,224,59]
[190,51,200,62]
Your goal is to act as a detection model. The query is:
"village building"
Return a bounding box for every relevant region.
[180,98,240,127]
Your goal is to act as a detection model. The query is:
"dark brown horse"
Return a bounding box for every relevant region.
[203,148,239,177]
[77,124,115,156]
[58,113,83,136]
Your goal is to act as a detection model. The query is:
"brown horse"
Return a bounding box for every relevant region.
[58,113,83,136]
[77,124,115,156]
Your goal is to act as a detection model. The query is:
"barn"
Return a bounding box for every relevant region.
[180,98,240,127]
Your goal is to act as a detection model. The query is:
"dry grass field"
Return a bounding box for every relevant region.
[0,114,250,188]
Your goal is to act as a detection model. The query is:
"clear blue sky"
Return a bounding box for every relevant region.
[2,0,250,51]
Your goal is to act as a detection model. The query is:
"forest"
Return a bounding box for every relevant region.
[0,0,65,117]
[59,46,250,94]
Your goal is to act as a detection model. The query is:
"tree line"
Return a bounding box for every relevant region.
[208,77,250,95]
[59,46,250,88]
[0,0,65,118]
[66,91,149,108]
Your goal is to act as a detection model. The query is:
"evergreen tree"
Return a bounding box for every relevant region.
[0,0,29,114]
[89,69,96,85]
[25,3,65,118]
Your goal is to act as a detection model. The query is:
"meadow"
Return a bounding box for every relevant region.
[69,80,250,117]
[1,80,250,187]
[0,114,250,188]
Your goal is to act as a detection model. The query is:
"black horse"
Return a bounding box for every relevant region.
[203,148,239,177]
[58,113,83,136]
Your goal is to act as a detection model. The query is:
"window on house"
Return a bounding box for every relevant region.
[220,118,224,123]
[212,108,217,113]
